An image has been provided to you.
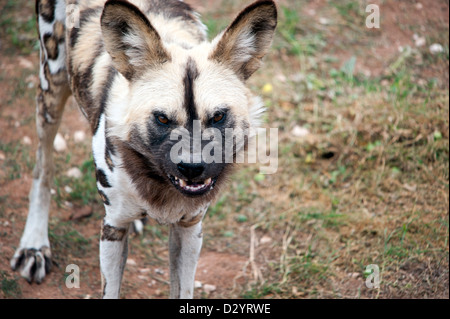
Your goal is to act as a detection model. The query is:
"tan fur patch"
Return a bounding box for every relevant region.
[178,212,203,228]
[38,63,70,124]
[53,20,65,41]
[43,35,58,60]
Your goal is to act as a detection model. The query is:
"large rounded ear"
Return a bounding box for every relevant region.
[209,0,277,81]
[101,0,170,81]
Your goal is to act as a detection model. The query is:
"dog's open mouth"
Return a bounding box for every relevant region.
[168,175,216,196]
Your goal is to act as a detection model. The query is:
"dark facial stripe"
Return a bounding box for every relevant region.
[96,168,112,188]
[183,57,199,127]
[101,224,127,241]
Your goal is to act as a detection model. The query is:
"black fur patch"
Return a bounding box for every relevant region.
[96,168,112,188]
[38,0,56,23]
[101,224,127,241]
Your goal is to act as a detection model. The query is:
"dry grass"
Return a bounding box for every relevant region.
[200,0,449,299]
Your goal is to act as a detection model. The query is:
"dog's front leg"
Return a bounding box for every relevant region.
[169,218,204,299]
[100,220,130,299]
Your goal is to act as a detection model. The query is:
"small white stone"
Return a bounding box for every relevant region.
[53,133,67,152]
[139,268,151,274]
[155,268,165,275]
[50,189,56,195]
[291,125,310,138]
[319,17,330,25]
[0,152,5,161]
[74,130,86,143]
[64,201,73,208]
[350,272,360,279]
[194,281,203,289]
[260,235,273,245]
[18,57,33,69]
[413,34,426,47]
[64,186,73,194]
[126,259,137,266]
[276,73,287,83]
[22,136,32,145]
[290,72,305,83]
[66,167,82,179]
[203,284,216,293]
[429,43,444,55]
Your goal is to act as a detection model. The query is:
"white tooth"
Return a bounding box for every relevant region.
[175,176,178,181]
[180,179,187,188]
[205,178,212,185]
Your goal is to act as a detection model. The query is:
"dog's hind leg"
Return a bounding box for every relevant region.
[10,0,71,283]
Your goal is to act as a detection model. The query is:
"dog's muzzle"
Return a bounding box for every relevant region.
[168,162,217,196]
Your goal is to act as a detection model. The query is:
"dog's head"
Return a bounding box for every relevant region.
[100,0,277,203]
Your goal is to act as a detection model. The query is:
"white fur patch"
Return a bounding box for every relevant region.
[232,29,257,64]
[123,31,149,67]
[248,95,266,128]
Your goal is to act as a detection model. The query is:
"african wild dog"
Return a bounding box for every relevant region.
[11,0,277,298]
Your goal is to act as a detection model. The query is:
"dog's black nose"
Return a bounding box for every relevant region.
[177,162,204,180]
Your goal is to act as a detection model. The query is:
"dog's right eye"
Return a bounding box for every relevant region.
[156,115,169,125]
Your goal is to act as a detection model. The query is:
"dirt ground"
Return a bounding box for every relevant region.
[0,0,448,299]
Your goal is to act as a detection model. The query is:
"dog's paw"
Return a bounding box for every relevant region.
[10,246,52,284]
